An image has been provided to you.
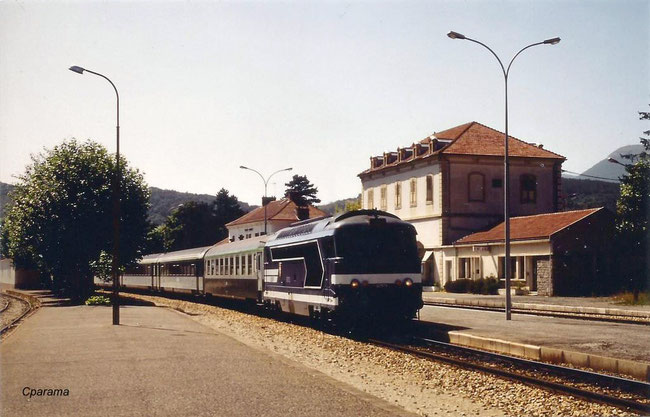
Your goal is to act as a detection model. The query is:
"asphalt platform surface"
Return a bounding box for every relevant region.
[418,304,650,362]
[1,299,415,417]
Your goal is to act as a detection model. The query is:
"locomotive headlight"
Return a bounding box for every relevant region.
[394,279,402,286]
[361,280,369,287]
[404,278,413,287]
[351,279,360,288]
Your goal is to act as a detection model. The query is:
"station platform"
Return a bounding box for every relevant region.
[418,302,650,381]
[422,291,650,318]
[1,292,414,417]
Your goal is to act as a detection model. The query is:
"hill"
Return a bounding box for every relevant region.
[318,195,360,215]
[0,182,255,226]
[562,177,620,213]
[580,144,644,182]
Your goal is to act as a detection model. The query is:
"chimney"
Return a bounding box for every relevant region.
[296,206,309,221]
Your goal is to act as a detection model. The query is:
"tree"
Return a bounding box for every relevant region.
[284,175,321,206]
[159,201,220,252]
[615,107,650,300]
[1,139,150,299]
[154,188,245,252]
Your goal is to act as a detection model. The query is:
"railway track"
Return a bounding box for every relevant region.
[370,336,650,415]
[423,301,650,325]
[0,292,34,335]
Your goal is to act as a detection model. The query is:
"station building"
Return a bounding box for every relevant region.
[225,198,327,241]
[358,121,612,295]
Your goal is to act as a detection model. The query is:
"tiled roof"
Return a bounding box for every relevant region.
[454,208,603,245]
[359,121,564,176]
[226,198,328,227]
[440,122,565,159]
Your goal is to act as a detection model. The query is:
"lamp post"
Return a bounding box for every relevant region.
[447,32,560,320]
[69,65,121,325]
[240,166,293,235]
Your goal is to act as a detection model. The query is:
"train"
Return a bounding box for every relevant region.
[97,210,423,324]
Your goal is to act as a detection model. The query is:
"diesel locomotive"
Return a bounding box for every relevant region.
[98,210,423,324]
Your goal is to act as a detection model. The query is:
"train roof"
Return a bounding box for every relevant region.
[266,210,409,246]
[204,236,267,257]
[155,245,213,264]
[140,253,163,264]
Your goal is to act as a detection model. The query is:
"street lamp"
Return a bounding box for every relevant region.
[447,32,560,320]
[69,65,121,326]
[240,166,293,235]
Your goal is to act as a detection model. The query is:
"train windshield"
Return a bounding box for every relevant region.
[334,225,420,274]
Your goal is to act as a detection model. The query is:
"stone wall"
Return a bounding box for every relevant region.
[536,258,553,296]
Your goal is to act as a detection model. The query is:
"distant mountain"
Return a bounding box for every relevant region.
[149,187,255,225]
[318,195,360,215]
[0,182,255,226]
[0,182,15,218]
[580,144,644,182]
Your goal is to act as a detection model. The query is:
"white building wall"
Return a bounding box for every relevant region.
[436,241,551,287]
[361,162,442,248]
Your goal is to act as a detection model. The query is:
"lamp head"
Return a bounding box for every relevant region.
[69,66,85,74]
[239,165,248,170]
[285,167,293,171]
[543,37,561,45]
[447,31,466,40]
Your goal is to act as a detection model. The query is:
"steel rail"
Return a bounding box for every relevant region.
[369,337,650,414]
[424,301,650,325]
[0,292,34,334]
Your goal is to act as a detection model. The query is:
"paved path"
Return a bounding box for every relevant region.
[1,302,414,417]
[419,304,650,362]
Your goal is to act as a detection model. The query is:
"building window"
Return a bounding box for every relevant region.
[409,178,417,207]
[426,175,434,205]
[468,172,485,202]
[380,185,387,210]
[498,256,524,279]
[367,189,374,209]
[395,182,402,209]
[458,258,471,279]
[521,174,537,203]
[492,178,503,188]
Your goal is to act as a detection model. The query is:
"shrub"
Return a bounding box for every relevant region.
[85,295,111,306]
[444,279,472,293]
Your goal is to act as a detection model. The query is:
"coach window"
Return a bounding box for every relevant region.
[521,174,537,203]
[409,178,417,207]
[367,189,374,209]
[426,175,434,205]
[395,182,402,209]
[248,254,253,275]
[380,185,387,210]
[468,172,485,202]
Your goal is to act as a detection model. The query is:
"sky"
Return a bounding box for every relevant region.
[1,0,648,206]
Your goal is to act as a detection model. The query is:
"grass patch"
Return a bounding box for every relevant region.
[85,295,111,306]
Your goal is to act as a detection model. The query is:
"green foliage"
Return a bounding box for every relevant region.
[563,178,620,212]
[147,187,253,226]
[1,139,150,298]
[155,189,245,252]
[615,107,650,298]
[285,175,321,206]
[318,195,360,215]
[444,279,472,293]
[444,278,499,294]
[85,295,111,306]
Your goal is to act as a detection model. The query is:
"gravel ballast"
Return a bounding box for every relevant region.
[118,293,636,417]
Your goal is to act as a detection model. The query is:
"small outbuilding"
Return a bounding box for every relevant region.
[437,208,614,296]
